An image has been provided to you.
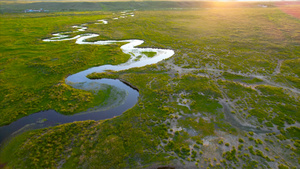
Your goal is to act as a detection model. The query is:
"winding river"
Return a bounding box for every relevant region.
[0,12,174,145]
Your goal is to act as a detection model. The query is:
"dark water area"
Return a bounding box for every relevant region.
[0,80,138,146]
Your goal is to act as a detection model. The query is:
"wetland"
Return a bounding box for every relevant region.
[0,1,299,169]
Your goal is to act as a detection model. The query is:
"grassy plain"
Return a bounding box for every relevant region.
[0,2,300,169]
[0,12,133,126]
[0,1,276,13]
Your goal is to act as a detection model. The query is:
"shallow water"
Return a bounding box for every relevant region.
[0,12,174,145]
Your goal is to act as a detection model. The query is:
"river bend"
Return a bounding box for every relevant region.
[0,12,174,145]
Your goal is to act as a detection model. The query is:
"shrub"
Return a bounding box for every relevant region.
[193,144,200,149]
[278,164,289,169]
[276,134,287,141]
[218,140,224,144]
[255,139,263,144]
[238,138,244,143]
[191,150,197,158]
[238,144,244,150]
[223,146,237,161]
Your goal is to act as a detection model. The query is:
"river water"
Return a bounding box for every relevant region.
[0,12,174,145]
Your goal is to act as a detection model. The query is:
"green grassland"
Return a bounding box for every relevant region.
[0,12,134,126]
[0,1,275,13]
[1,3,300,169]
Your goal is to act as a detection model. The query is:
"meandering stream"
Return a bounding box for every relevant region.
[0,12,174,145]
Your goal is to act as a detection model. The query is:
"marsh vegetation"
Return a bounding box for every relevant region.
[0,1,299,169]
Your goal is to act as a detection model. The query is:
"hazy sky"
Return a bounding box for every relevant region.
[2,0,297,1]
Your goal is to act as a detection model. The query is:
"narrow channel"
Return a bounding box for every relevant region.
[0,12,174,145]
